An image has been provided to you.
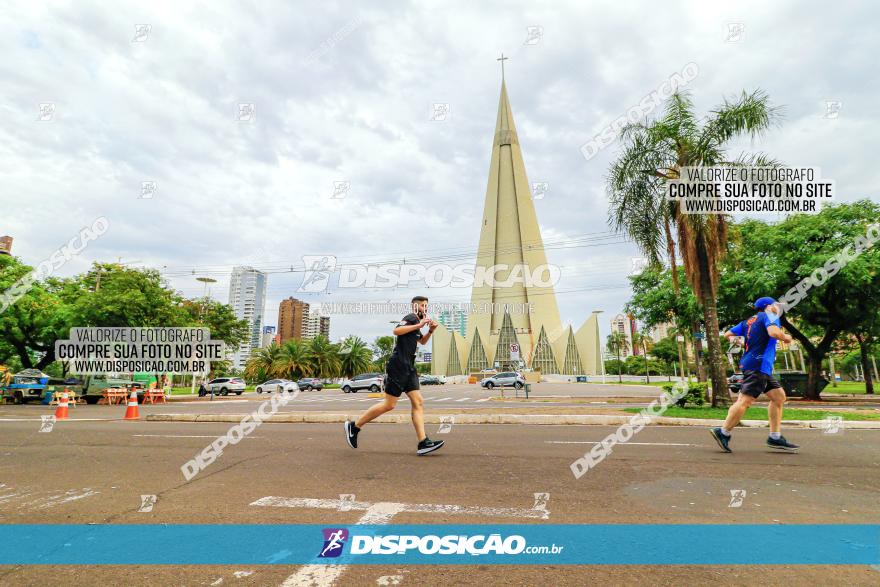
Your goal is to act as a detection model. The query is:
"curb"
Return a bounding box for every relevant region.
[144,413,880,429]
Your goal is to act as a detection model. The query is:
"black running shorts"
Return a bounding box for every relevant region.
[739,369,783,398]
[385,359,420,397]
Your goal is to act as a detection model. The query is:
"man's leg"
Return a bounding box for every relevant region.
[406,390,426,441]
[764,385,798,451]
[723,393,755,432]
[356,394,398,429]
[765,387,786,435]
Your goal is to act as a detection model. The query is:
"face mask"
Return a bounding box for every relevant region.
[765,309,779,322]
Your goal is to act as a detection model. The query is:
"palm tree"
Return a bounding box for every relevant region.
[244,343,283,382]
[274,338,312,380]
[607,332,627,383]
[607,90,781,406]
[338,335,374,378]
[307,335,342,379]
[633,332,653,384]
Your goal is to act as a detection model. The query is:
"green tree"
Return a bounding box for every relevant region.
[608,89,781,405]
[606,332,627,383]
[338,336,374,378]
[717,201,880,399]
[0,255,75,370]
[274,338,312,380]
[244,343,284,382]
[307,335,341,379]
[632,331,653,383]
[372,335,394,371]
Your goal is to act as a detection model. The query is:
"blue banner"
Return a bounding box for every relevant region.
[0,524,877,565]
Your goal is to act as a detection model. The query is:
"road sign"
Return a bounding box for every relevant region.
[510,343,520,360]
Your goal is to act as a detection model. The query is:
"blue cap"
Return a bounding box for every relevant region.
[754,296,776,310]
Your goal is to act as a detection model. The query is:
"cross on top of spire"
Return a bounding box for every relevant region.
[497,53,509,81]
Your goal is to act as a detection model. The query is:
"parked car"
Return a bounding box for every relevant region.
[728,373,744,394]
[255,379,294,394]
[419,375,442,385]
[297,378,324,391]
[480,371,525,389]
[205,377,246,395]
[340,373,385,393]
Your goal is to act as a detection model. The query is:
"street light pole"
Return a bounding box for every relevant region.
[194,277,218,395]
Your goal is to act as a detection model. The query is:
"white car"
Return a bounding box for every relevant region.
[205,377,247,395]
[255,379,296,394]
[340,373,385,393]
[479,372,525,389]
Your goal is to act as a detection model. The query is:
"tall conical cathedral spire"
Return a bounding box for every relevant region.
[467,77,563,350]
[430,71,602,378]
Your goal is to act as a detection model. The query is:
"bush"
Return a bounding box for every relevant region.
[662,381,708,407]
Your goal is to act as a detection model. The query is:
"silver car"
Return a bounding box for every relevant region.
[255,379,295,394]
[205,377,247,395]
[340,373,385,393]
[480,372,525,389]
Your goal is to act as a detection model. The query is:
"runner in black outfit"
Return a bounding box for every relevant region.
[344,296,445,455]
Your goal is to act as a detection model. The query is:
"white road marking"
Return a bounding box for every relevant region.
[36,489,100,509]
[251,495,549,520]
[261,495,547,586]
[545,441,698,446]
[454,397,471,402]
[475,398,491,403]
[434,397,453,402]
[279,502,404,587]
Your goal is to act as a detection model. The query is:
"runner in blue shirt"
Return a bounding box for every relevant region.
[710,297,799,453]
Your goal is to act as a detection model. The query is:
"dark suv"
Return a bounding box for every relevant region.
[297,378,324,391]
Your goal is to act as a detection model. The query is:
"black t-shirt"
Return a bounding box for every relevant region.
[389,313,422,366]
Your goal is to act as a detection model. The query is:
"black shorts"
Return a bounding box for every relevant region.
[740,370,783,398]
[385,359,420,397]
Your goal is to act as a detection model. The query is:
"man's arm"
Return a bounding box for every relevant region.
[767,324,793,343]
[419,320,438,345]
[392,314,429,336]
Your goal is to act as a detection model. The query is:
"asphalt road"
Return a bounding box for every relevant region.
[1,416,878,586]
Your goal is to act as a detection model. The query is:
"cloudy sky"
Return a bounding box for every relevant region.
[2,0,877,345]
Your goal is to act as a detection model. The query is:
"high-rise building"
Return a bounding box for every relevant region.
[430,75,601,376]
[650,322,673,343]
[262,325,276,348]
[303,312,331,340]
[0,236,12,255]
[438,309,468,337]
[278,297,309,343]
[609,313,640,357]
[228,266,267,369]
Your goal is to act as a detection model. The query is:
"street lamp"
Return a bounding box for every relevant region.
[592,310,606,384]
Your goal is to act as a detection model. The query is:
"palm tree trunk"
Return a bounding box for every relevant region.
[695,245,729,407]
[692,322,706,382]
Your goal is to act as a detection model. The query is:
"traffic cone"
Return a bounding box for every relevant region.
[123,390,140,420]
[54,391,70,420]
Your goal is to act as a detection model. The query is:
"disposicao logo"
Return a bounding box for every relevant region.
[318,528,348,558]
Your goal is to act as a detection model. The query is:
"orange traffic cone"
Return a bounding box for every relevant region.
[123,390,140,420]
[54,391,70,420]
